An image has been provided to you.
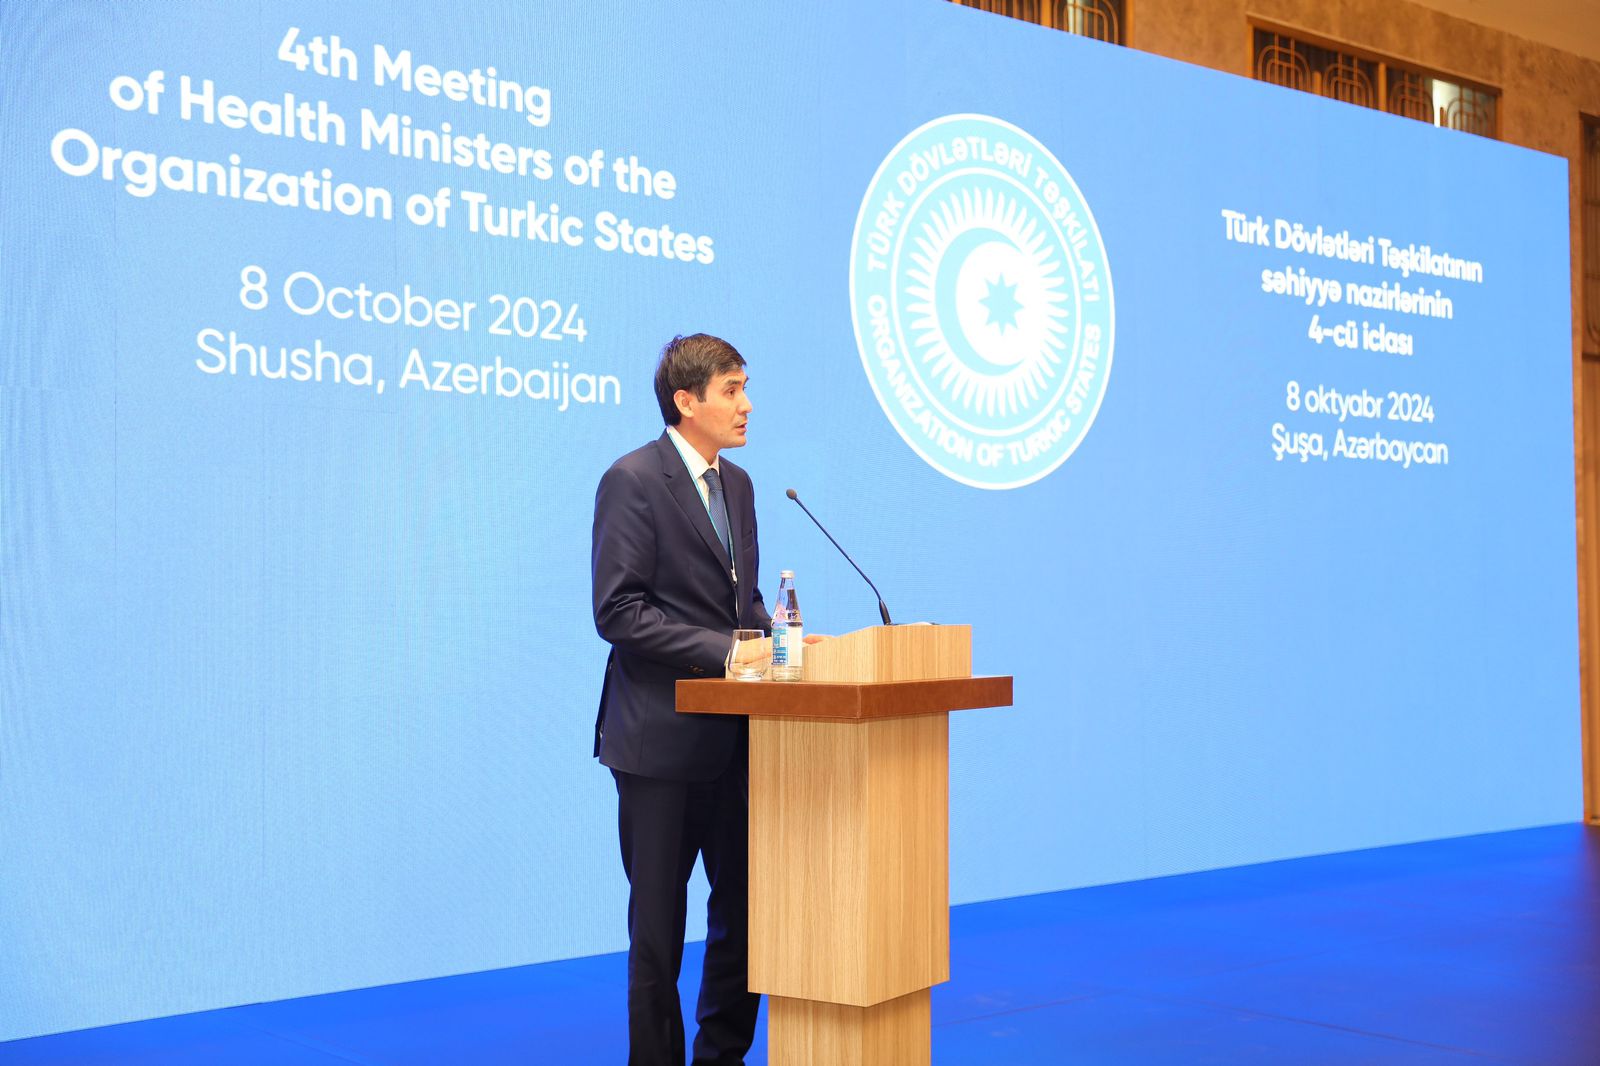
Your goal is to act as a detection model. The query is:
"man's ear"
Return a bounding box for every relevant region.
[674,389,696,422]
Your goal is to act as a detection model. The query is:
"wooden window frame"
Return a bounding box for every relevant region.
[1247,17,1500,140]
[1583,114,1600,361]
[952,0,1129,47]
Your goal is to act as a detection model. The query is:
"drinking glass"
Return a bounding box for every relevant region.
[726,629,769,681]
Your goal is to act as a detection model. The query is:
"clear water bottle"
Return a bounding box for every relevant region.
[770,570,803,682]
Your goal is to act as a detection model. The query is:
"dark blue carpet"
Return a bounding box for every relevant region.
[4,823,1595,1064]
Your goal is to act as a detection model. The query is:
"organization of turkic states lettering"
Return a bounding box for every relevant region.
[51,126,394,217]
[1277,221,1485,283]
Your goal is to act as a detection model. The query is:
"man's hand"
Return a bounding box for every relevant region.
[803,633,830,645]
[733,636,773,664]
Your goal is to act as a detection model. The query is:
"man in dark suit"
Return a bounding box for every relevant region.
[592,333,768,1066]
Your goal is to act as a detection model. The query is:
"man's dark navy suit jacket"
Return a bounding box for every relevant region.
[592,433,770,782]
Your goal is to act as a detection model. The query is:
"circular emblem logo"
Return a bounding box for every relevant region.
[849,114,1114,490]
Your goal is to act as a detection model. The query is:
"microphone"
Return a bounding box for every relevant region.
[785,488,893,626]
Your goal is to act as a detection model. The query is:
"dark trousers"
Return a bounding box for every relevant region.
[613,748,759,1066]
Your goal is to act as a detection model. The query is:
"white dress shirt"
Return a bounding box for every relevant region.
[666,425,736,582]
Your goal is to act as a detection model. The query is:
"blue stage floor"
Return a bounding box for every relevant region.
[4,823,1596,1064]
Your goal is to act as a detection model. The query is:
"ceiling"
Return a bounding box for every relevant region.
[1400,0,1600,63]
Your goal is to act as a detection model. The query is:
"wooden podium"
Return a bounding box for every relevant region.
[677,625,1012,1065]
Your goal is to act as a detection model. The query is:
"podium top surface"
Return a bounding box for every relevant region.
[675,675,1012,721]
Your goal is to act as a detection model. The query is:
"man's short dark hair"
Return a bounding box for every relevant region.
[653,333,747,425]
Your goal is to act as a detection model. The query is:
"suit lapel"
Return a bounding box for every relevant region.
[655,434,735,579]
